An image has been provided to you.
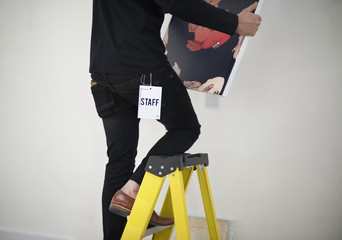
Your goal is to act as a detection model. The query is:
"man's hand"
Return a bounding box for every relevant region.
[236,2,262,36]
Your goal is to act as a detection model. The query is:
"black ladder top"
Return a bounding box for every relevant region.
[145,153,209,177]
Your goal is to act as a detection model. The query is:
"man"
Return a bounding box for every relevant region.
[89,0,261,239]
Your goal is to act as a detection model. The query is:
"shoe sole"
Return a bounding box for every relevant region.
[149,221,173,227]
[109,204,173,227]
[109,204,131,217]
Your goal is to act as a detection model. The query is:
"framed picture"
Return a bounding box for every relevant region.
[164,0,264,96]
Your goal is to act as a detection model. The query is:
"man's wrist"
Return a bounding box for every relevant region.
[231,13,239,35]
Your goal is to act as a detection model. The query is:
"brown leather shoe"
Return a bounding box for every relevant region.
[109,190,174,226]
[109,190,134,217]
[150,211,174,226]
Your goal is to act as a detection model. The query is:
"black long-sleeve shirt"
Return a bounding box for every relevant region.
[89,0,238,74]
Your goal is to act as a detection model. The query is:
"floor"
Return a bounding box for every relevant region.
[143,217,231,240]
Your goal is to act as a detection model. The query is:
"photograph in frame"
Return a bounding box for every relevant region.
[164,0,264,96]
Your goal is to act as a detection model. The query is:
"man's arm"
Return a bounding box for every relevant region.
[153,0,238,35]
[153,0,261,36]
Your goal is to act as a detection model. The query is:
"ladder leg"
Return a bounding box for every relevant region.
[121,172,165,240]
[197,165,221,240]
[153,167,194,240]
[168,168,191,240]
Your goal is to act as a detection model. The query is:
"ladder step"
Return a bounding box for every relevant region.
[145,153,209,177]
[143,224,173,238]
[184,153,208,167]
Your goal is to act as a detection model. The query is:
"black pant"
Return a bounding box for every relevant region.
[91,62,201,240]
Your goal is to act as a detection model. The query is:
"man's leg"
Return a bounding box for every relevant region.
[130,64,201,184]
[91,80,140,240]
[101,111,140,240]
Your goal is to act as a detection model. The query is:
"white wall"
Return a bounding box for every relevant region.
[1,0,341,240]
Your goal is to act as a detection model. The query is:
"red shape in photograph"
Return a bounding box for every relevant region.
[186,23,231,51]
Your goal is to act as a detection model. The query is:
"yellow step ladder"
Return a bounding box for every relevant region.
[121,153,221,240]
